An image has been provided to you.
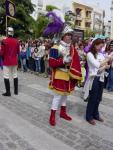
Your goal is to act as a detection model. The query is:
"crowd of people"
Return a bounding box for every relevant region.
[18,39,52,77]
[0,35,113,91]
[48,33,113,126]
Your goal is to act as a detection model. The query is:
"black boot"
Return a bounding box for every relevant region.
[2,79,11,96]
[14,78,18,95]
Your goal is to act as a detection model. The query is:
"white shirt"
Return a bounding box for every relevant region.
[34,52,40,60]
[37,45,45,58]
[83,52,105,99]
[87,52,101,77]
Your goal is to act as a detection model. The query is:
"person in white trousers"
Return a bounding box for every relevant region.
[0,27,20,96]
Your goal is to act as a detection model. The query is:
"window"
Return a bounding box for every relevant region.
[76,8,82,16]
[75,20,81,26]
[86,11,91,18]
[85,22,91,28]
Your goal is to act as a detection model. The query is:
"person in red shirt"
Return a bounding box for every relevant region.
[0,27,20,96]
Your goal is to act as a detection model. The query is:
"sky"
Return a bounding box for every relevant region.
[32,0,112,21]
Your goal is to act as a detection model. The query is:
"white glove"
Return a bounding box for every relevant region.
[63,55,72,64]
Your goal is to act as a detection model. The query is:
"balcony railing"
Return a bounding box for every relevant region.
[76,14,82,20]
[85,18,92,23]
[86,15,91,19]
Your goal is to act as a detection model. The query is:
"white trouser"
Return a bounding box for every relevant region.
[3,66,18,79]
[51,93,67,110]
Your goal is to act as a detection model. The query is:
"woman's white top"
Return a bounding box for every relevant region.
[87,52,101,77]
[83,52,105,99]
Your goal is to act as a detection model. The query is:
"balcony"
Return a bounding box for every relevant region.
[85,10,92,19]
[76,15,82,20]
[75,20,82,28]
[85,22,91,29]
[75,8,82,20]
[85,17,92,23]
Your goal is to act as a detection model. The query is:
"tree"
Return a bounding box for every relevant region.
[0,0,6,35]
[0,0,35,39]
[84,29,96,39]
[65,11,75,29]
[46,5,59,11]
[35,14,49,38]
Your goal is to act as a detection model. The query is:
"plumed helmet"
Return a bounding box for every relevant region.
[43,10,65,36]
[62,25,73,37]
[7,27,14,36]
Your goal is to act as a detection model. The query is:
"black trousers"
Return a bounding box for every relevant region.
[86,77,104,121]
[29,57,35,71]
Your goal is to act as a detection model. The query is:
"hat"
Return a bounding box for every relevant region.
[62,25,73,36]
[7,27,14,36]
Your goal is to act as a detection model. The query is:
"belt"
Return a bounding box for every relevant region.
[59,65,70,70]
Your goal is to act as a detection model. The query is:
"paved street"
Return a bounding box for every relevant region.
[0,70,113,150]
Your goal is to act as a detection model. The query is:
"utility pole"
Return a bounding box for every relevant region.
[102,10,105,35]
[111,0,113,38]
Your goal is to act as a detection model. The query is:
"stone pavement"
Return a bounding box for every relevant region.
[0,70,113,150]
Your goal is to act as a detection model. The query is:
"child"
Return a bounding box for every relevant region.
[33,48,41,73]
[20,44,27,72]
[78,43,86,87]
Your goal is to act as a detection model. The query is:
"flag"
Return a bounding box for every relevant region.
[6,0,16,19]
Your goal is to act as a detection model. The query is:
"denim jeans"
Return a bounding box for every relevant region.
[106,68,113,91]
[20,58,27,72]
[86,77,104,121]
[35,59,41,72]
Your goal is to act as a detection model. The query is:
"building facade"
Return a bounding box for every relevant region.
[32,0,44,19]
[111,0,113,39]
[104,21,111,37]
[92,10,103,34]
[72,2,93,30]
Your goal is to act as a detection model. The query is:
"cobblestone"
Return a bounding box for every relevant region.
[0,124,36,150]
